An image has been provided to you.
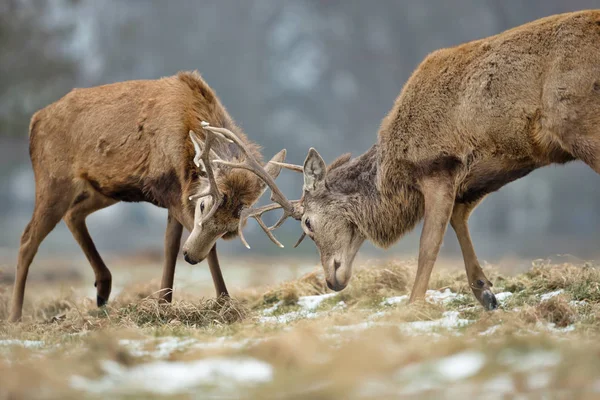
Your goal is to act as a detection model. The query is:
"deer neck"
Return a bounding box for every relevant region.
[328,145,424,248]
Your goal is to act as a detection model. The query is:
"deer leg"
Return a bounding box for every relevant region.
[451,201,498,310]
[64,191,116,307]
[9,191,72,322]
[207,244,229,297]
[409,178,456,303]
[159,212,183,303]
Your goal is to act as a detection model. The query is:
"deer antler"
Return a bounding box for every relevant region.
[188,126,229,226]
[270,161,303,173]
[201,122,302,249]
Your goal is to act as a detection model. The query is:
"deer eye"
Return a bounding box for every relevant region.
[305,218,313,232]
[200,200,205,213]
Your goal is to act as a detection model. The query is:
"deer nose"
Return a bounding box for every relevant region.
[183,251,198,265]
[326,276,346,292]
[334,260,341,271]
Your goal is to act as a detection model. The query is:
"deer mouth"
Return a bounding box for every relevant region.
[326,261,347,291]
[183,252,200,265]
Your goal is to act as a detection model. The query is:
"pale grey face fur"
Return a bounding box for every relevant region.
[301,148,366,291]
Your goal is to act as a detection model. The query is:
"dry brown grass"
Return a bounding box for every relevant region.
[2,258,600,399]
[518,294,578,328]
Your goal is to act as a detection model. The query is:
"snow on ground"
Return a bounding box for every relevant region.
[259,293,338,324]
[119,336,262,358]
[297,293,337,310]
[0,339,45,348]
[395,351,486,395]
[495,292,513,303]
[331,311,471,336]
[380,289,465,307]
[540,289,564,301]
[71,357,273,395]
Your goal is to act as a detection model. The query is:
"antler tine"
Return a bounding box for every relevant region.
[238,203,284,249]
[270,161,303,173]
[190,129,223,226]
[201,122,300,220]
[293,232,307,248]
[190,131,222,172]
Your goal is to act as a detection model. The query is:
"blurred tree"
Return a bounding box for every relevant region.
[0,0,78,137]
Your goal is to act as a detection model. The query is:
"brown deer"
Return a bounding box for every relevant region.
[9,71,287,322]
[231,10,600,310]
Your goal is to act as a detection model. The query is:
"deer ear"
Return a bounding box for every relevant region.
[303,148,326,192]
[264,149,286,179]
[258,149,286,196]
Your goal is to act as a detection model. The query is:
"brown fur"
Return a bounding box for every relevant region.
[299,10,600,308]
[8,71,276,321]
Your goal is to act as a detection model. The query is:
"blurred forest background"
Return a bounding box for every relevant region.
[1,0,600,265]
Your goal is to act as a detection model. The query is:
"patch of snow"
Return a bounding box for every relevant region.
[381,295,408,306]
[259,293,341,324]
[527,372,551,390]
[479,325,500,336]
[499,349,560,372]
[259,310,321,324]
[398,311,472,335]
[297,293,337,310]
[495,292,513,303]
[369,311,389,320]
[543,323,575,333]
[396,351,485,395]
[332,301,347,311]
[0,340,45,348]
[192,337,264,350]
[71,357,273,395]
[382,289,464,307]
[570,300,588,307]
[262,301,283,316]
[426,288,464,304]
[119,336,259,358]
[482,374,515,394]
[540,289,564,301]
[435,351,485,381]
[333,322,374,332]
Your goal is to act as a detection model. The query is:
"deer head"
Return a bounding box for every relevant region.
[293,149,365,291]
[181,123,290,264]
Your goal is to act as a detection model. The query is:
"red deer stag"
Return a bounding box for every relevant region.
[9,71,287,322]
[235,10,600,310]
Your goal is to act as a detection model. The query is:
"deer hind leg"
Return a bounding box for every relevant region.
[63,188,116,307]
[9,184,73,322]
[450,200,498,310]
[409,177,456,303]
[159,211,183,303]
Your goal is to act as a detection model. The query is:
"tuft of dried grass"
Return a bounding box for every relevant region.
[115,296,248,327]
[261,270,327,307]
[341,260,412,302]
[519,295,578,328]
[499,260,600,301]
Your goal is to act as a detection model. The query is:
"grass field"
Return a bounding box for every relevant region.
[2,255,600,399]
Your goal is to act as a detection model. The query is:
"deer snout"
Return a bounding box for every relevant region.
[183,251,199,265]
[326,260,347,291]
[326,278,347,292]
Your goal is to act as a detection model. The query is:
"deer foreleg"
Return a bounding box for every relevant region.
[159,212,183,303]
[207,244,229,297]
[450,201,498,310]
[409,178,456,303]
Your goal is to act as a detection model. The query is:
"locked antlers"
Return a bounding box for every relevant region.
[190,121,302,249]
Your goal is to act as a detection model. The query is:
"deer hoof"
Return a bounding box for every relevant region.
[97,295,107,307]
[481,289,498,311]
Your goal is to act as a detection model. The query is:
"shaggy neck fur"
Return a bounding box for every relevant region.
[326,145,424,248]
